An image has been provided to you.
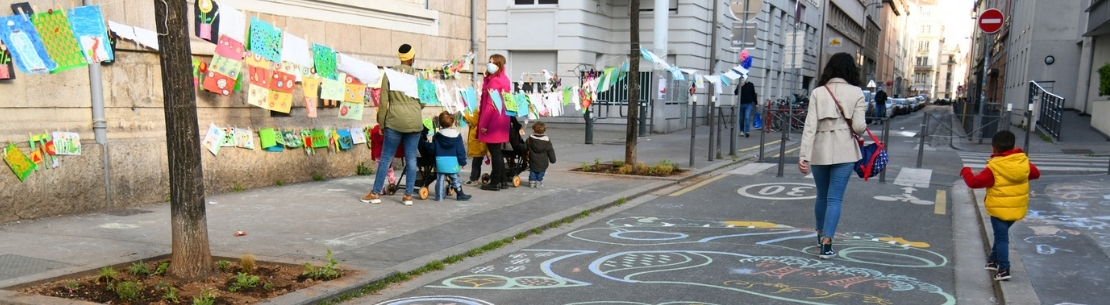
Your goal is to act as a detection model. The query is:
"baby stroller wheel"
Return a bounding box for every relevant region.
[419,188,429,200]
[512,176,521,187]
[481,173,490,185]
[387,184,397,195]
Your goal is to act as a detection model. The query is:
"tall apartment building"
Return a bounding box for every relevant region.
[910,0,944,99]
[936,45,966,100]
[876,0,909,96]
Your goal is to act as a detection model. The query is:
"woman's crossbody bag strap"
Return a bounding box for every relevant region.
[824,86,860,139]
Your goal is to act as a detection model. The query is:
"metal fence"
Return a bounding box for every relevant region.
[1030,80,1064,141]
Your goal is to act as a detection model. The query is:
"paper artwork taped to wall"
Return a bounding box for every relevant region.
[0,41,14,80]
[267,61,297,113]
[51,132,81,155]
[0,15,58,74]
[350,128,366,144]
[338,101,364,120]
[336,129,353,150]
[282,131,303,148]
[311,43,337,80]
[202,123,223,156]
[259,128,278,149]
[248,17,281,63]
[30,10,85,72]
[5,143,35,182]
[310,130,327,148]
[67,5,113,63]
[218,126,237,147]
[234,128,254,150]
[194,0,220,43]
[203,35,244,96]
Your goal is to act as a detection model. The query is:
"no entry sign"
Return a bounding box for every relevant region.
[978,8,1004,34]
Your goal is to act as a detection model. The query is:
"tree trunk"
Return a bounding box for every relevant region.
[626,0,640,166]
[155,0,214,279]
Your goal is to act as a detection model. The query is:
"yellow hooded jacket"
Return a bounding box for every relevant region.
[463,109,487,158]
[984,152,1031,221]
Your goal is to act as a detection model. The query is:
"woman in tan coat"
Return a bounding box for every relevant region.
[798,52,868,260]
[463,109,487,185]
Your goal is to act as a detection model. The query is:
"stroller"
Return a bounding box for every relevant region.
[369,125,441,200]
[480,117,529,188]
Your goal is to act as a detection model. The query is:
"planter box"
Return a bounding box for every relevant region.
[1092,100,1110,136]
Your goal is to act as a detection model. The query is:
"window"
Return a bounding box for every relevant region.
[638,0,678,12]
[516,0,558,4]
[917,41,930,52]
[916,56,928,66]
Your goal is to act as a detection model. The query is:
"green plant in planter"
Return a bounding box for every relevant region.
[1099,63,1110,96]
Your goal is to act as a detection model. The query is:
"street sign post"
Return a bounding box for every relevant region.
[978,8,1004,34]
[731,22,757,49]
[729,0,762,21]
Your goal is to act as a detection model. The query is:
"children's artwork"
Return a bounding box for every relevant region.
[282,131,303,148]
[312,43,337,80]
[320,77,344,101]
[338,101,364,120]
[248,17,281,63]
[259,128,278,149]
[503,92,517,113]
[563,87,572,106]
[194,0,220,42]
[281,32,312,67]
[4,143,35,181]
[234,128,254,149]
[203,35,245,96]
[350,127,366,144]
[422,118,434,134]
[489,89,504,113]
[219,127,237,147]
[517,93,532,117]
[416,78,439,105]
[336,129,353,150]
[245,52,273,109]
[202,123,222,155]
[301,74,320,117]
[343,73,366,104]
[463,87,477,111]
[0,42,14,79]
[30,10,86,72]
[0,15,57,74]
[337,53,379,85]
[268,61,297,113]
[67,5,113,63]
[384,68,418,99]
[51,132,81,155]
[217,3,245,42]
[310,130,327,148]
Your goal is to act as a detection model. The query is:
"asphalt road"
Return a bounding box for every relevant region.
[352,110,972,305]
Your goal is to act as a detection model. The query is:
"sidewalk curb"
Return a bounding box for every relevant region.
[969,188,1042,304]
[267,158,747,304]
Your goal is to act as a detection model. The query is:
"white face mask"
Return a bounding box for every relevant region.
[487,63,499,74]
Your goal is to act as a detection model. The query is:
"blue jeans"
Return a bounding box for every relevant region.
[812,162,854,242]
[529,170,546,182]
[989,216,1015,269]
[435,173,462,200]
[738,103,753,133]
[372,127,420,195]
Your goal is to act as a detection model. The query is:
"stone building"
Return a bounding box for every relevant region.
[0,0,486,222]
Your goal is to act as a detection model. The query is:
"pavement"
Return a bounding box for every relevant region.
[0,106,1107,304]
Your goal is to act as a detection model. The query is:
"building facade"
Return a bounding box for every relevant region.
[910,0,943,99]
[1079,0,1110,135]
[876,0,908,96]
[1001,0,1083,112]
[0,0,486,222]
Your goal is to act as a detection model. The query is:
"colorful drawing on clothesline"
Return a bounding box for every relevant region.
[563,87,572,106]
[320,76,344,106]
[416,77,439,105]
[312,43,337,80]
[248,17,281,63]
[337,129,353,150]
[518,93,532,118]
[191,59,202,87]
[0,14,57,74]
[245,52,273,109]
[282,130,303,148]
[309,130,327,148]
[502,92,517,114]
[0,42,14,79]
[67,5,113,63]
[462,87,477,111]
[422,118,435,135]
[234,128,254,150]
[194,0,220,43]
[489,89,504,113]
[350,127,366,144]
[301,70,321,117]
[219,126,237,147]
[338,101,364,120]
[51,132,80,155]
[343,73,366,104]
[202,123,222,156]
[203,35,244,96]
[4,143,35,182]
[267,61,297,113]
[30,10,85,73]
[259,128,278,149]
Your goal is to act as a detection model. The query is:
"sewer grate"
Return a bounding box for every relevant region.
[1061,149,1094,155]
[103,209,153,216]
[0,254,70,281]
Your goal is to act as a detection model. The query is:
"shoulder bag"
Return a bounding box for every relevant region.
[824,86,888,181]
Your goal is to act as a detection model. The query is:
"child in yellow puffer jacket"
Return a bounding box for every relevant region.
[463,109,487,185]
[960,130,1040,282]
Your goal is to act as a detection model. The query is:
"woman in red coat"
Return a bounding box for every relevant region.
[478,54,511,191]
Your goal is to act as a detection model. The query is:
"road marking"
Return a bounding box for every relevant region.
[770,147,800,158]
[670,174,728,197]
[893,168,932,188]
[737,182,817,200]
[739,140,781,152]
[935,190,946,215]
[726,163,777,175]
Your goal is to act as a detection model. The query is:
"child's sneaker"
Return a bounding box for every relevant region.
[994,268,1011,281]
[537,181,543,188]
[465,180,477,186]
[528,181,536,188]
[984,261,998,271]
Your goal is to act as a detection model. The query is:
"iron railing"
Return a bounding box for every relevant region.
[1029,80,1064,141]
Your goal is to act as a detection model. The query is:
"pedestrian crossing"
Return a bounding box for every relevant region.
[956,151,1110,174]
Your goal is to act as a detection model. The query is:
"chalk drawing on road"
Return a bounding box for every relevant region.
[429,250,595,290]
[873,187,934,205]
[737,183,817,200]
[565,302,721,305]
[97,223,139,229]
[1035,244,1075,255]
[373,295,494,305]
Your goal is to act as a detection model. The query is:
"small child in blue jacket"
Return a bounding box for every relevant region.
[423,111,472,201]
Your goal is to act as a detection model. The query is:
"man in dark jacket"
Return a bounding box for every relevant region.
[874,87,888,125]
[526,121,556,188]
[734,80,757,137]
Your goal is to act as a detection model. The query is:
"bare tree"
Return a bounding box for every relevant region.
[154,0,214,279]
[626,0,641,166]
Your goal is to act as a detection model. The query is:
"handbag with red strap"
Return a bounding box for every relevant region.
[824,86,888,181]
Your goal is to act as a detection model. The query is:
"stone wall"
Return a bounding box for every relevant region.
[0,0,486,223]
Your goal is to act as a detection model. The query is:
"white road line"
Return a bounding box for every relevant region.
[726,163,777,176]
[893,168,932,188]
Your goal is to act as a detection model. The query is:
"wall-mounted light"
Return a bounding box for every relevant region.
[1044,55,1055,65]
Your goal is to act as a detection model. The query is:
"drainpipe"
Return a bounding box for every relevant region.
[652,0,669,135]
[471,0,478,85]
[86,0,110,209]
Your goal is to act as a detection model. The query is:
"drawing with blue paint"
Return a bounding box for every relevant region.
[0,15,57,74]
[67,5,113,64]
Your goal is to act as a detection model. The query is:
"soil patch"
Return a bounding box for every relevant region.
[16,257,351,305]
[573,162,686,177]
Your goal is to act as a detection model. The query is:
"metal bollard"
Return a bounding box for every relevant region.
[879,115,890,183]
[777,109,788,177]
[729,105,737,156]
[917,111,928,168]
[759,105,766,162]
[584,110,594,144]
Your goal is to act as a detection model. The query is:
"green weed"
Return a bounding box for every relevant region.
[356,162,375,176]
[128,261,150,276]
[216,260,230,272]
[113,281,142,301]
[96,267,118,283]
[228,272,260,293]
[192,288,217,305]
[303,249,343,280]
